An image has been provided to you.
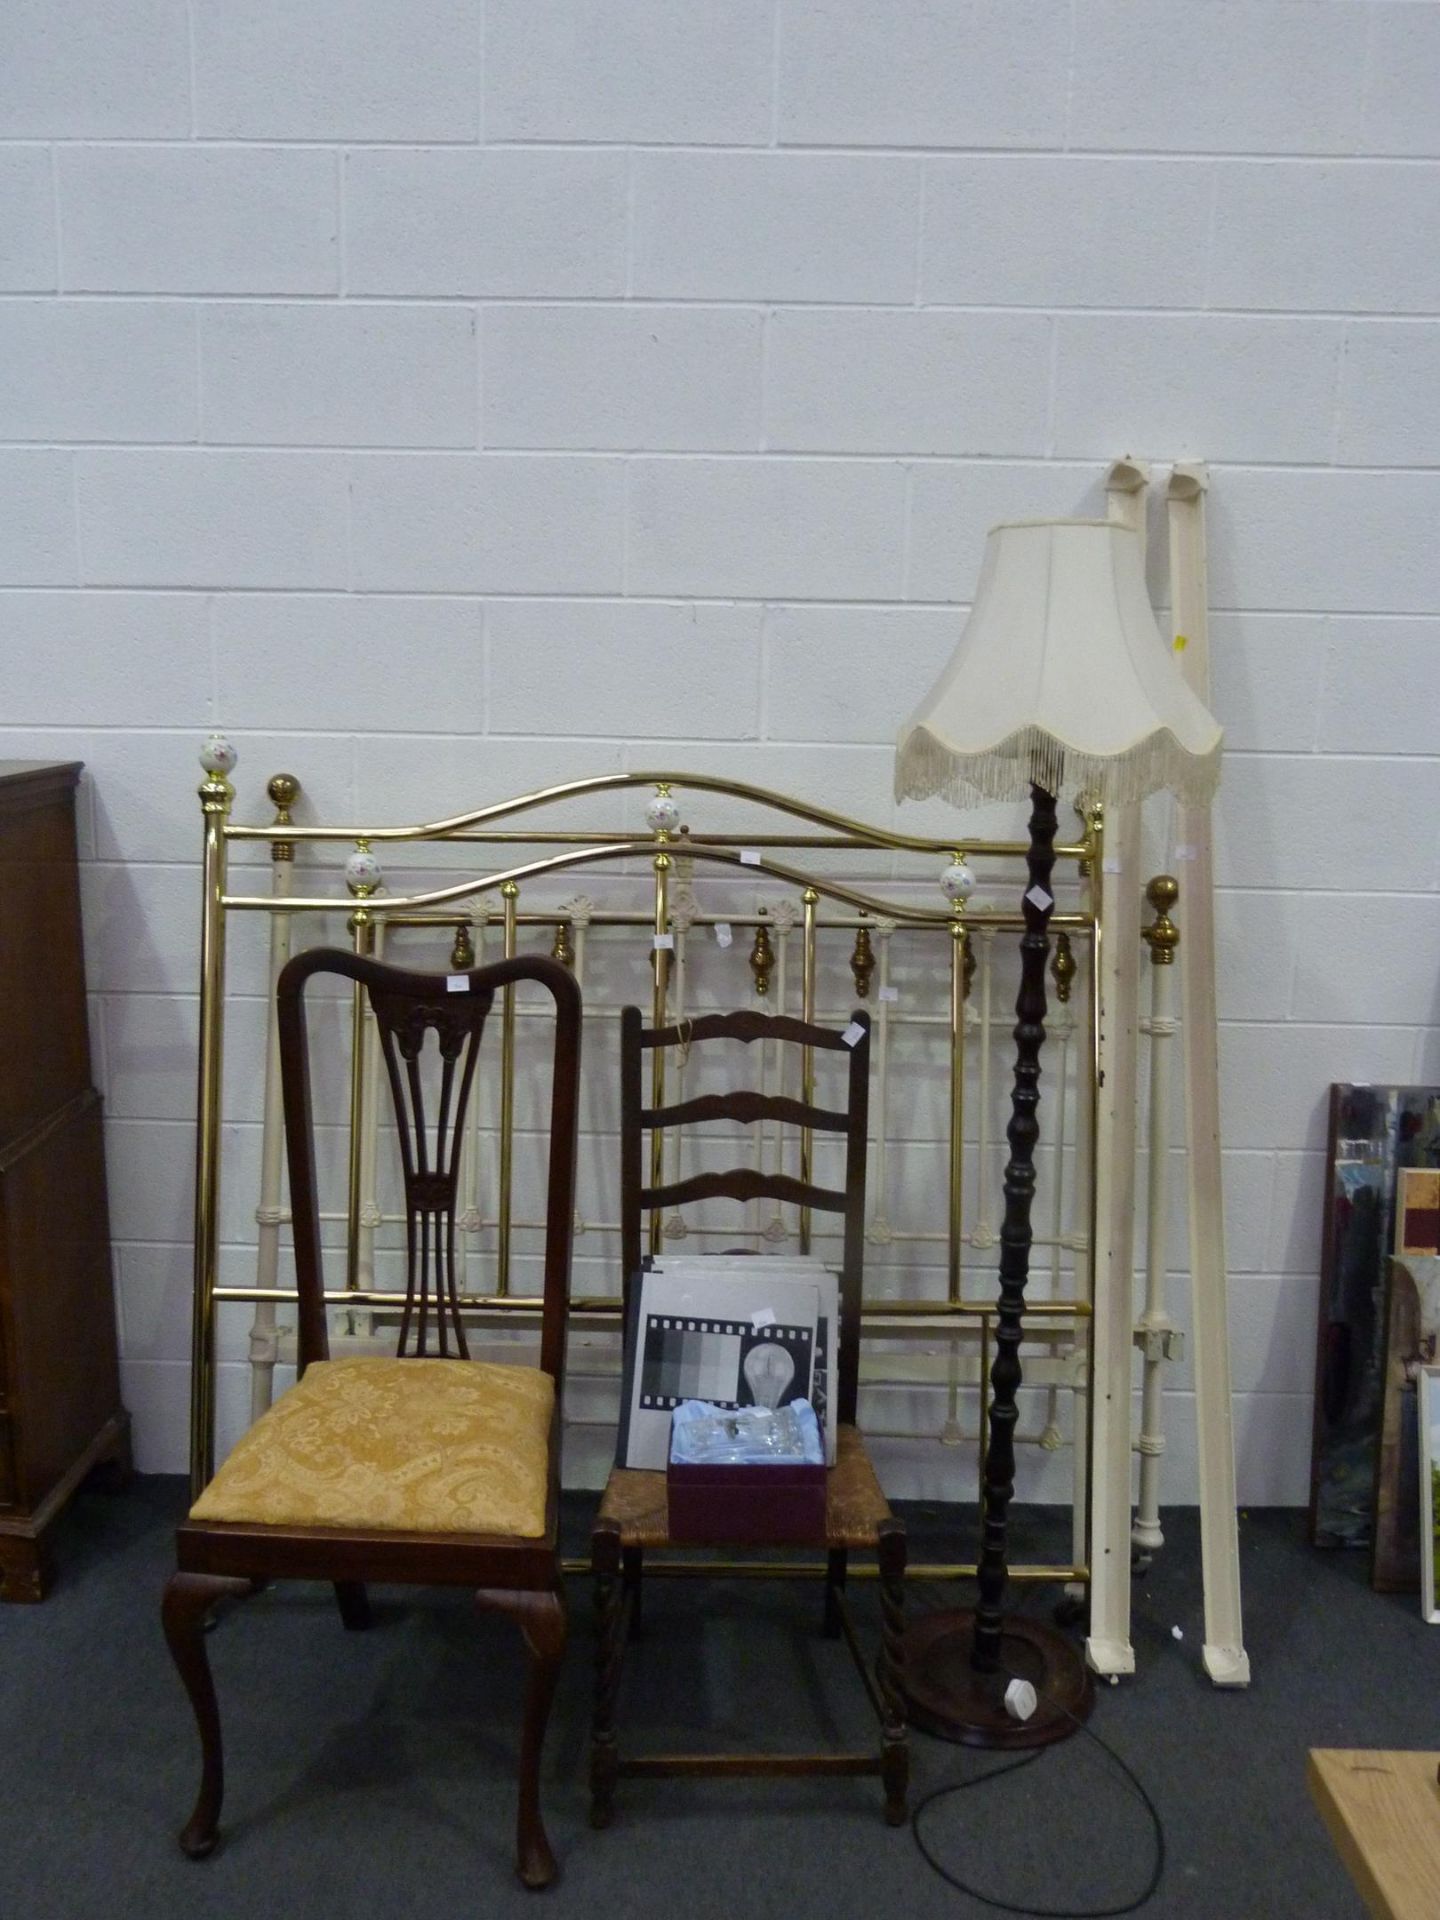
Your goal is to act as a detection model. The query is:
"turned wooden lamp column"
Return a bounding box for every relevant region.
[893,517,1223,1747]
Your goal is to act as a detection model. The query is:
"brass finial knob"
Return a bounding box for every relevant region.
[551,918,575,969]
[267,772,299,861]
[267,772,299,817]
[1142,874,1179,965]
[850,923,875,999]
[450,921,475,970]
[1051,930,1077,1001]
[749,915,775,998]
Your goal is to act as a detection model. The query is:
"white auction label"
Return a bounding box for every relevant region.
[653,933,675,950]
[841,1021,865,1048]
[1004,1678,1037,1722]
[1102,857,1123,873]
[714,922,733,948]
[1024,885,1054,913]
[739,848,762,865]
[751,1307,776,1330]
[446,975,469,993]
[878,985,900,1003]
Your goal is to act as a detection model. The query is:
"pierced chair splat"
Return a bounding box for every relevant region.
[590,1005,908,1828]
[162,949,581,1891]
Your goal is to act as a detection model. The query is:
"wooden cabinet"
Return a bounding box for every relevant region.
[0,762,129,1600]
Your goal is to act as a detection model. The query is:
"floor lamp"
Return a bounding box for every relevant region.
[894,517,1222,1747]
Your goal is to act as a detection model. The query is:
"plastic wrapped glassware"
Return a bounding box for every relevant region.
[669,1398,823,1467]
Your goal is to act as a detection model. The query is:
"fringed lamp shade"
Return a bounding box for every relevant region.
[894,518,1222,810]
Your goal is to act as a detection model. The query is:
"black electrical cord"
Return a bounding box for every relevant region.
[909,1687,1166,1917]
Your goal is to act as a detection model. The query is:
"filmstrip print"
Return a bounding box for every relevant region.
[638,1316,813,1413]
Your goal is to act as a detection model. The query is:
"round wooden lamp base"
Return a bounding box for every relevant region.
[901,1611,1095,1749]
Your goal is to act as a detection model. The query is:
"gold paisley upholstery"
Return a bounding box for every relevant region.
[190,1357,554,1538]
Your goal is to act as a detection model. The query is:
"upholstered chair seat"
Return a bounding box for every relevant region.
[190,1357,554,1538]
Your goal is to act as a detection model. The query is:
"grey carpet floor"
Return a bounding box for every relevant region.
[0,1479,1430,1919]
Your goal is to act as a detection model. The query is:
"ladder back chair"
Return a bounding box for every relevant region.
[590,1004,907,1828]
[162,949,581,1890]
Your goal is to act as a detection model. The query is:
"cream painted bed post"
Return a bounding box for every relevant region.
[1084,457,1149,1678]
[1167,462,1250,1687]
[1133,876,1180,1563]
[1066,860,1095,1607]
[249,775,298,1425]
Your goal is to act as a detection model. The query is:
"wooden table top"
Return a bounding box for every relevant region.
[1308,1749,1440,1920]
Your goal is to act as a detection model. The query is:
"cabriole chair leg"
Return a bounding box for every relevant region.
[161,1570,252,1859]
[477,1585,568,1890]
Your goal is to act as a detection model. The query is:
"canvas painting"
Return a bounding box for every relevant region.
[1418,1367,1440,1625]
[1309,1085,1440,1550]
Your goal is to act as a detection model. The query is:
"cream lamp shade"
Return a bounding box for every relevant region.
[895,518,1222,810]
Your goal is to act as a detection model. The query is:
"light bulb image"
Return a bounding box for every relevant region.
[742,1340,794,1410]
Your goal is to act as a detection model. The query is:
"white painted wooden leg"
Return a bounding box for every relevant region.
[1086,802,1140,1680]
[1168,464,1250,1688]
[1177,808,1250,1687]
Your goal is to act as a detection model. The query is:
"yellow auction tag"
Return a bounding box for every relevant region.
[1173,633,1188,653]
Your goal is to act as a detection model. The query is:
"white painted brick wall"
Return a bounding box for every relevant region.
[0,147,58,288]
[0,301,198,443]
[57,147,341,294]
[631,153,921,301]
[484,306,763,450]
[200,303,478,449]
[345,149,628,296]
[0,1,191,140]
[485,0,775,146]
[766,310,1052,454]
[190,0,482,142]
[0,2,1434,1502]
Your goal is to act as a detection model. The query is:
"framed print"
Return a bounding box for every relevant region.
[633,1251,844,1459]
[1373,1172,1440,1590]
[617,1264,824,1471]
[1309,1085,1440,1551]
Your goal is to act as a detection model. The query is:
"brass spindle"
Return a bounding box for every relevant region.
[344,841,379,1303]
[799,887,818,1253]
[497,882,518,1296]
[190,738,234,1496]
[1083,802,1105,1588]
[649,851,671,1256]
[251,775,299,1427]
[948,916,966,1306]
